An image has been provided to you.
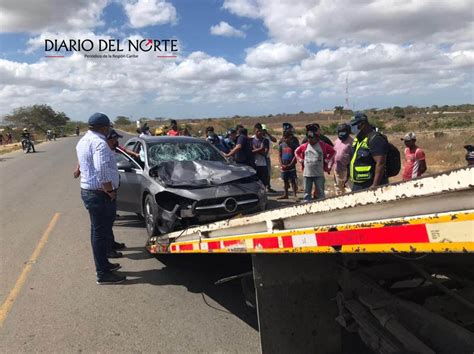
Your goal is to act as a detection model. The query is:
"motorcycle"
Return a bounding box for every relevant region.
[22,138,35,153]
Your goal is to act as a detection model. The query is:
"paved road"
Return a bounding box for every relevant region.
[0,135,260,352]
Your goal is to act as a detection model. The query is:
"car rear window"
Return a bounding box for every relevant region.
[147,142,225,166]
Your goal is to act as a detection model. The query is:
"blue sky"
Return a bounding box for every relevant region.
[0,1,266,64]
[0,0,472,121]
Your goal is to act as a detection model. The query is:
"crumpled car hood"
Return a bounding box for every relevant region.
[151,160,256,187]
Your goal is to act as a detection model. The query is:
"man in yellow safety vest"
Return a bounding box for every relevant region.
[349,112,389,191]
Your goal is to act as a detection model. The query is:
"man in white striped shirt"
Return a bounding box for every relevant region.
[76,113,125,285]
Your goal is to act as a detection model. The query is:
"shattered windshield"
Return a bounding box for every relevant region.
[147,142,225,167]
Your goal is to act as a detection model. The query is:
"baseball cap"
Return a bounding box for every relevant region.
[305,123,320,132]
[337,123,351,133]
[107,129,123,139]
[350,112,368,126]
[401,132,416,141]
[88,113,111,127]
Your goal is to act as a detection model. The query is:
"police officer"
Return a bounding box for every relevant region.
[349,112,389,191]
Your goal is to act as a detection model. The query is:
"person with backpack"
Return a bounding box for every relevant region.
[349,112,397,191]
[401,132,427,181]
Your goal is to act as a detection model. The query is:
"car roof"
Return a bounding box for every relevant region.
[137,136,206,144]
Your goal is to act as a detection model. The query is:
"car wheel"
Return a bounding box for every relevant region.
[144,194,159,237]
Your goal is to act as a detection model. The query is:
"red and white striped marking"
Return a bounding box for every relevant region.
[148,215,473,254]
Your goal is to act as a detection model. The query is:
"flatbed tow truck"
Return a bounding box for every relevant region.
[146,167,474,353]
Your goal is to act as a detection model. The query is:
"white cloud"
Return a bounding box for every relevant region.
[0,30,473,120]
[222,0,260,19]
[245,42,309,67]
[210,22,245,38]
[223,0,473,48]
[319,90,337,99]
[156,94,180,103]
[124,0,177,28]
[0,0,108,33]
[283,91,296,99]
[166,52,240,81]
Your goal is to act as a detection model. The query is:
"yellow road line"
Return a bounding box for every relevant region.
[0,212,60,329]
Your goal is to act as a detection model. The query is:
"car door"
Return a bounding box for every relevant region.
[115,148,145,213]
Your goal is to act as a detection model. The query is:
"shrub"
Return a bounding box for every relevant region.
[390,122,408,133]
[369,117,386,130]
[321,122,339,135]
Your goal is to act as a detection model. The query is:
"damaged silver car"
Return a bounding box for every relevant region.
[115,136,267,236]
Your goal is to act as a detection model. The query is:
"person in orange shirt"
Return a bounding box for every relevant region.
[401,132,427,181]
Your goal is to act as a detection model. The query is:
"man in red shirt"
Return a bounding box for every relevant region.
[401,132,427,181]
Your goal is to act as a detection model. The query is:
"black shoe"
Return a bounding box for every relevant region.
[107,251,123,258]
[96,272,126,285]
[107,263,121,272]
[112,242,126,250]
[267,187,277,193]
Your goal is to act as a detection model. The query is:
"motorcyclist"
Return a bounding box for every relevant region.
[75,126,80,136]
[21,128,36,152]
[46,129,53,141]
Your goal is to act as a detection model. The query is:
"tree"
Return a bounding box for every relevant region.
[393,106,405,119]
[4,105,69,133]
[114,116,132,126]
[334,106,344,115]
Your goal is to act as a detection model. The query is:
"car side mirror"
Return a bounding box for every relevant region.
[117,160,133,172]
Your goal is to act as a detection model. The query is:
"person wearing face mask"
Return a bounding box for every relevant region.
[349,112,389,191]
[333,123,353,195]
[74,129,130,259]
[295,124,335,201]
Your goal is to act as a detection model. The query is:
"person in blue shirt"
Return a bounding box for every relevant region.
[207,132,227,153]
[220,128,237,154]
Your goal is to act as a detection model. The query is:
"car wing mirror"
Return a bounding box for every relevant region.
[117,160,133,172]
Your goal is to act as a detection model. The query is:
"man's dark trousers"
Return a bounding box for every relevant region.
[81,189,116,275]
